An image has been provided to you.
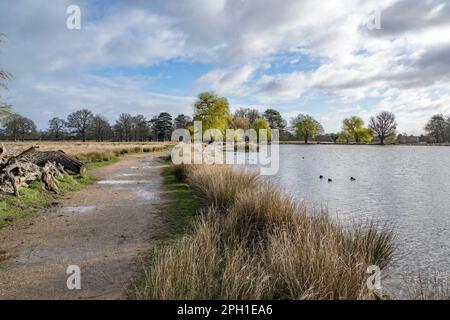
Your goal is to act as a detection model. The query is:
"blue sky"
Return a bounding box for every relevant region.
[1,0,450,134]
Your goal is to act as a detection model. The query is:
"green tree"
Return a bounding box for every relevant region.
[150,112,173,141]
[330,133,339,144]
[263,108,286,129]
[252,118,271,141]
[174,114,192,129]
[369,111,397,145]
[291,114,323,144]
[342,116,373,143]
[194,92,231,134]
[295,118,318,144]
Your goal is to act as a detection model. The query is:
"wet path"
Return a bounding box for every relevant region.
[0,153,168,299]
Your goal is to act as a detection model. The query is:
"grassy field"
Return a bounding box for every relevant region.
[1,141,172,164]
[0,141,172,227]
[132,163,394,300]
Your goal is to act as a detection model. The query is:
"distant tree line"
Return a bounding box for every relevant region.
[0,109,193,142]
[1,97,449,145]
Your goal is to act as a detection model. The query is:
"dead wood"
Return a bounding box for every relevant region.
[0,146,86,197]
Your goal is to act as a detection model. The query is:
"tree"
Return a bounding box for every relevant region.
[91,114,111,142]
[131,114,149,141]
[174,114,192,129]
[369,111,397,145]
[291,114,324,144]
[342,116,373,143]
[294,118,318,144]
[48,117,67,140]
[67,109,94,142]
[194,92,231,134]
[114,113,133,141]
[251,118,271,141]
[424,114,449,143]
[330,133,339,144]
[150,112,173,141]
[3,114,37,140]
[0,34,12,125]
[231,116,251,130]
[263,108,286,129]
[234,107,260,124]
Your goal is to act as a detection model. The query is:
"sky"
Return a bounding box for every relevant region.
[0,0,450,134]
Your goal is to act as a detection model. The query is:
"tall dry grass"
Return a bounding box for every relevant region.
[1,141,171,163]
[134,164,394,300]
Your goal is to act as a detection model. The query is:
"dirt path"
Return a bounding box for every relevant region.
[0,152,168,300]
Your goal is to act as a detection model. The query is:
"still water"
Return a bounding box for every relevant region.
[262,144,449,296]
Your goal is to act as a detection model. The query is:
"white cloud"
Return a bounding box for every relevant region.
[1,0,450,133]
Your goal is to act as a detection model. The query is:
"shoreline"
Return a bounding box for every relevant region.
[279,141,450,147]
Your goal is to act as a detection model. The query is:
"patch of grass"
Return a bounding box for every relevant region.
[159,164,199,239]
[86,157,119,169]
[0,173,95,228]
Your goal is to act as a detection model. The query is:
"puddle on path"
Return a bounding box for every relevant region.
[136,189,160,201]
[116,173,142,177]
[63,206,97,214]
[97,180,154,185]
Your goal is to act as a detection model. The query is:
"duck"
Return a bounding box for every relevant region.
[350,177,356,181]
[328,178,333,182]
[319,175,324,179]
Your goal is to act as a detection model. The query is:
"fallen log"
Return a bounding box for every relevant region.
[0,146,86,197]
[5,147,86,174]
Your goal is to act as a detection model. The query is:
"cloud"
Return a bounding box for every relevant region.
[0,0,449,134]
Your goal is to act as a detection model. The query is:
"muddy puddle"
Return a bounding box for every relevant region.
[136,189,159,201]
[63,206,97,214]
[97,180,154,185]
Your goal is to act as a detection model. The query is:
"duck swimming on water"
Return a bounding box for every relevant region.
[320,175,324,179]
[350,177,356,181]
[328,178,332,182]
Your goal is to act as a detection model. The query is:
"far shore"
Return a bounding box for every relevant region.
[279,141,450,147]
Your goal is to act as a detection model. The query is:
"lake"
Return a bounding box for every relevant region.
[267,144,450,297]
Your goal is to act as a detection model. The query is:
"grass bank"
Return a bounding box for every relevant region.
[0,144,172,227]
[132,163,394,300]
[158,161,198,239]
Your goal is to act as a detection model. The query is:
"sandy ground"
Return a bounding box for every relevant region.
[0,152,168,300]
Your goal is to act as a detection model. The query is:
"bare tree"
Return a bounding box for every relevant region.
[369,111,397,145]
[424,114,449,143]
[91,114,111,142]
[131,114,149,141]
[114,113,133,141]
[234,108,261,124]
[4,114,37,140]
[67,109,94,142]
[47,117,67,140]
[0,34,13,124]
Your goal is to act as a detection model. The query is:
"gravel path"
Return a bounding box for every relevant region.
[0,153,168,300]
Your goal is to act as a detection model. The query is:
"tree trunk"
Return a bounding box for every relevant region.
[7,147,86,174]
[380,136,385,145]
[304,136,308,144]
